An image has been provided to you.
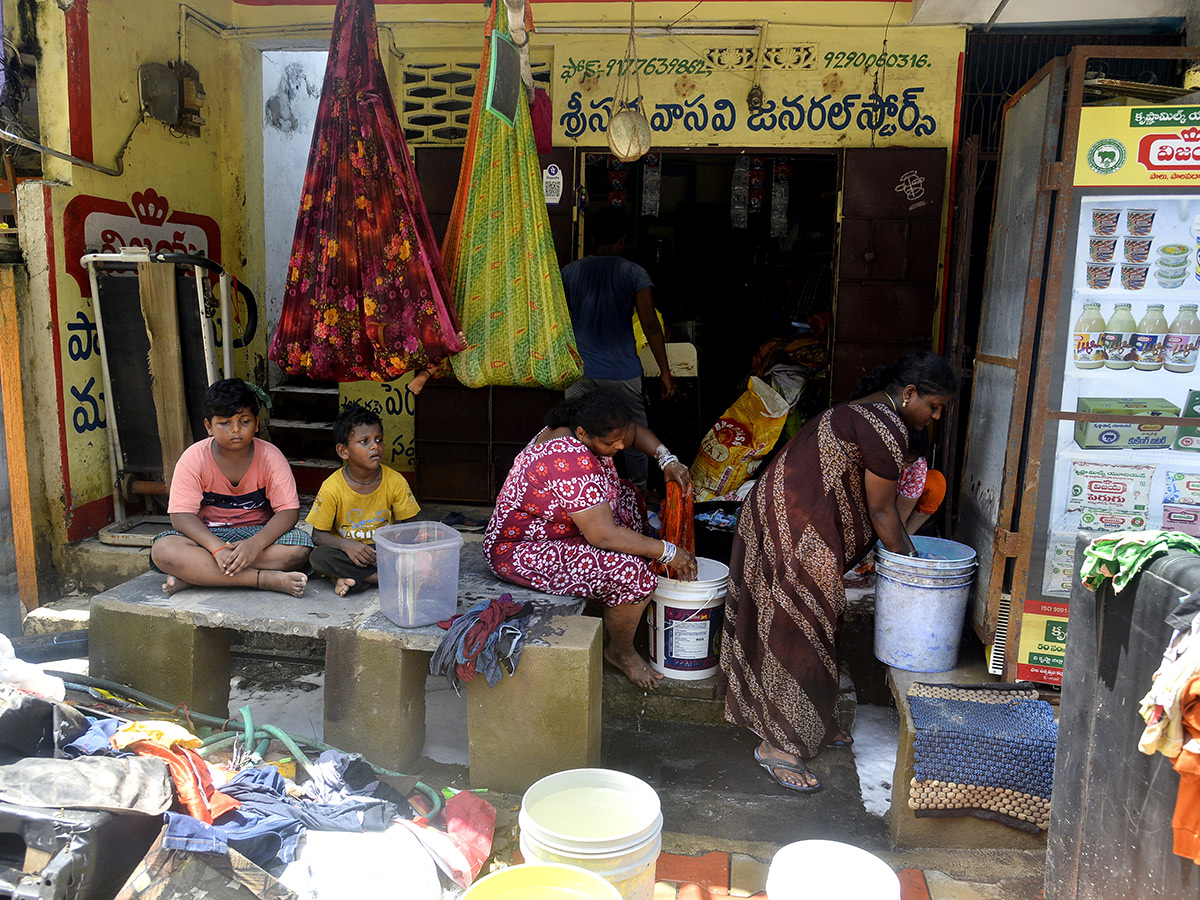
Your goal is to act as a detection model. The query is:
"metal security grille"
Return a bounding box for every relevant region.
[961,31,1185,154]
[402,59,552,144]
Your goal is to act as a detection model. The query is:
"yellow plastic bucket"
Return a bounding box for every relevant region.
[462,863,623,899]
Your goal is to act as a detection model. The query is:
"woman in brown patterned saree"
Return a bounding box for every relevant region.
[720,352,957,792]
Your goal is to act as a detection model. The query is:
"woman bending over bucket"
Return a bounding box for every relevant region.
[720,351,957,793]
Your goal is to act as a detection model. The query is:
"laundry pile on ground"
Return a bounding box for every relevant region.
[0,663,493,899]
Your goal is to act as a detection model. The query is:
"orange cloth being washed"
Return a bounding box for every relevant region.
[653,480,694,577]
[1173,673,1200,863]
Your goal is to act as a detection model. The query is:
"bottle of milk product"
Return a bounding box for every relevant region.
[1133,303,1169,371]
[1073,302,1108,369]
[1102,302,1138,370]
[1165,303,1200,373]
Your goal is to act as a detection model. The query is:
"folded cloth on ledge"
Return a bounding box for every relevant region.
[907,682,1057,833]
[431,595,528,693]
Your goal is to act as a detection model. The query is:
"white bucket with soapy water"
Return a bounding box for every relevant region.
[518,769,662,900]
[646,557,728,681]
[873,535,977,673]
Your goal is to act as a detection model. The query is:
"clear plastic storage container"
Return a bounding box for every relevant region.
[374,521,464,628]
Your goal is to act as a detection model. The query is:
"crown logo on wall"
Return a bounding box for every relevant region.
[1181,127,1200,143]
[131,189,170,226]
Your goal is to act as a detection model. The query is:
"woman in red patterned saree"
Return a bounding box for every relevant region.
[485,390,697,689]
[720,352,957,793]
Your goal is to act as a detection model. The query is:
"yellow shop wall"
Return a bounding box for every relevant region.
[6,0,965,597]
[12,0,256,593]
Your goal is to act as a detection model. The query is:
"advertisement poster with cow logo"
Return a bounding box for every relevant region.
[1076,106,1200,186]
[1028,112,1200,682]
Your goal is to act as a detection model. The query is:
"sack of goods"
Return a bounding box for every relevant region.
[691,377,789,501]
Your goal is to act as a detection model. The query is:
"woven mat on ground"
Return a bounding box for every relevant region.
[907,682,1057,832]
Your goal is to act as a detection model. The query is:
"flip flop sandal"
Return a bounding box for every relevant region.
[825,734,854,749]
[441,512,489,532]
[753,747,821,793]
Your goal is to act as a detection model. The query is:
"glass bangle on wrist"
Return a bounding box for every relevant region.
[658,540,677,564]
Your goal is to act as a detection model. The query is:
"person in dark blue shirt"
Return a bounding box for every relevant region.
[562,206,675,492]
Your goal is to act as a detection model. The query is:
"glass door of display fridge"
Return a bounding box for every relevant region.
[1027,190,1200,685]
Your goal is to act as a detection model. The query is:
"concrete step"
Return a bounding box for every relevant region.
[271,384,340,421]
[602,660,857,731]
[289,457,340,494]
[269,418,338,460]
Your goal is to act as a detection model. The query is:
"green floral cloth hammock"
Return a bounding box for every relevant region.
[441,5,582,389]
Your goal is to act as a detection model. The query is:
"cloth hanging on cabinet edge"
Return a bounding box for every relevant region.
[268,0,464,382]
[1079,530,1200,594]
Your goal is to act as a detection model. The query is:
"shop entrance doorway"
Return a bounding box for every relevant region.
[579,147,945,450]
[579,150,837,438]
[412,145,946,486]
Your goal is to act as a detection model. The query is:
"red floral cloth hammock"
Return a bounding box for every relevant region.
[268,0,464,381]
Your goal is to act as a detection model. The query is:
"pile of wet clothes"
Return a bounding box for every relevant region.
[0,673,495,898]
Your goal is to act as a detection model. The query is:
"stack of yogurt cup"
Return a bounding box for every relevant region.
[1157,242,1191,290]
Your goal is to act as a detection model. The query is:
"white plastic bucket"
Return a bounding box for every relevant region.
[519,769,662,900]
[647,557,728,680]
[766,840,900,900]
[874,535,977,673]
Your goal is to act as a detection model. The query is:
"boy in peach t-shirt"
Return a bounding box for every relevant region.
[150,379,312,597]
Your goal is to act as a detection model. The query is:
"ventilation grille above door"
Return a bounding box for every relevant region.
[401,58,552,145]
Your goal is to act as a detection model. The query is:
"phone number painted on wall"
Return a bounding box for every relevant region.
[823,51,931,69]
[560,57,713,82]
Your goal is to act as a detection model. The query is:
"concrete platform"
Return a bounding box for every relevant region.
[90,544,581,648]
[89,543,599,790]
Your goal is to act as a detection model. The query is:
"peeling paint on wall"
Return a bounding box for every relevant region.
[265,62,318,135]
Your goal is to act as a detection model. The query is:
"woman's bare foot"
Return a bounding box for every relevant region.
[407,368,433,396]
[161,575,191,596]
[256,570,308,597]
[334,577,356,597]
[604,646,664,690]
[755,741,820,790]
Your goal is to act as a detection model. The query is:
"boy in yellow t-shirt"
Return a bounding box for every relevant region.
[307,403,420,596]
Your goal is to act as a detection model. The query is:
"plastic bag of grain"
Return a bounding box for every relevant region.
[691,376,789,501]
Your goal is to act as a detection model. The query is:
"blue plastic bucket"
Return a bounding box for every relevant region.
[873,536,977,673]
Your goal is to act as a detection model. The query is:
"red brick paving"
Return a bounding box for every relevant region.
[898,867,933,900]
[655,851,731,891]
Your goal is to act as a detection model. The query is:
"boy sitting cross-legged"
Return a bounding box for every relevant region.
[307,402,420,596]
[150,379,312,597]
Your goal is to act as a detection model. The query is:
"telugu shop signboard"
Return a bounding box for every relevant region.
[1077,106,1200,187]
[545,26,964,149]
